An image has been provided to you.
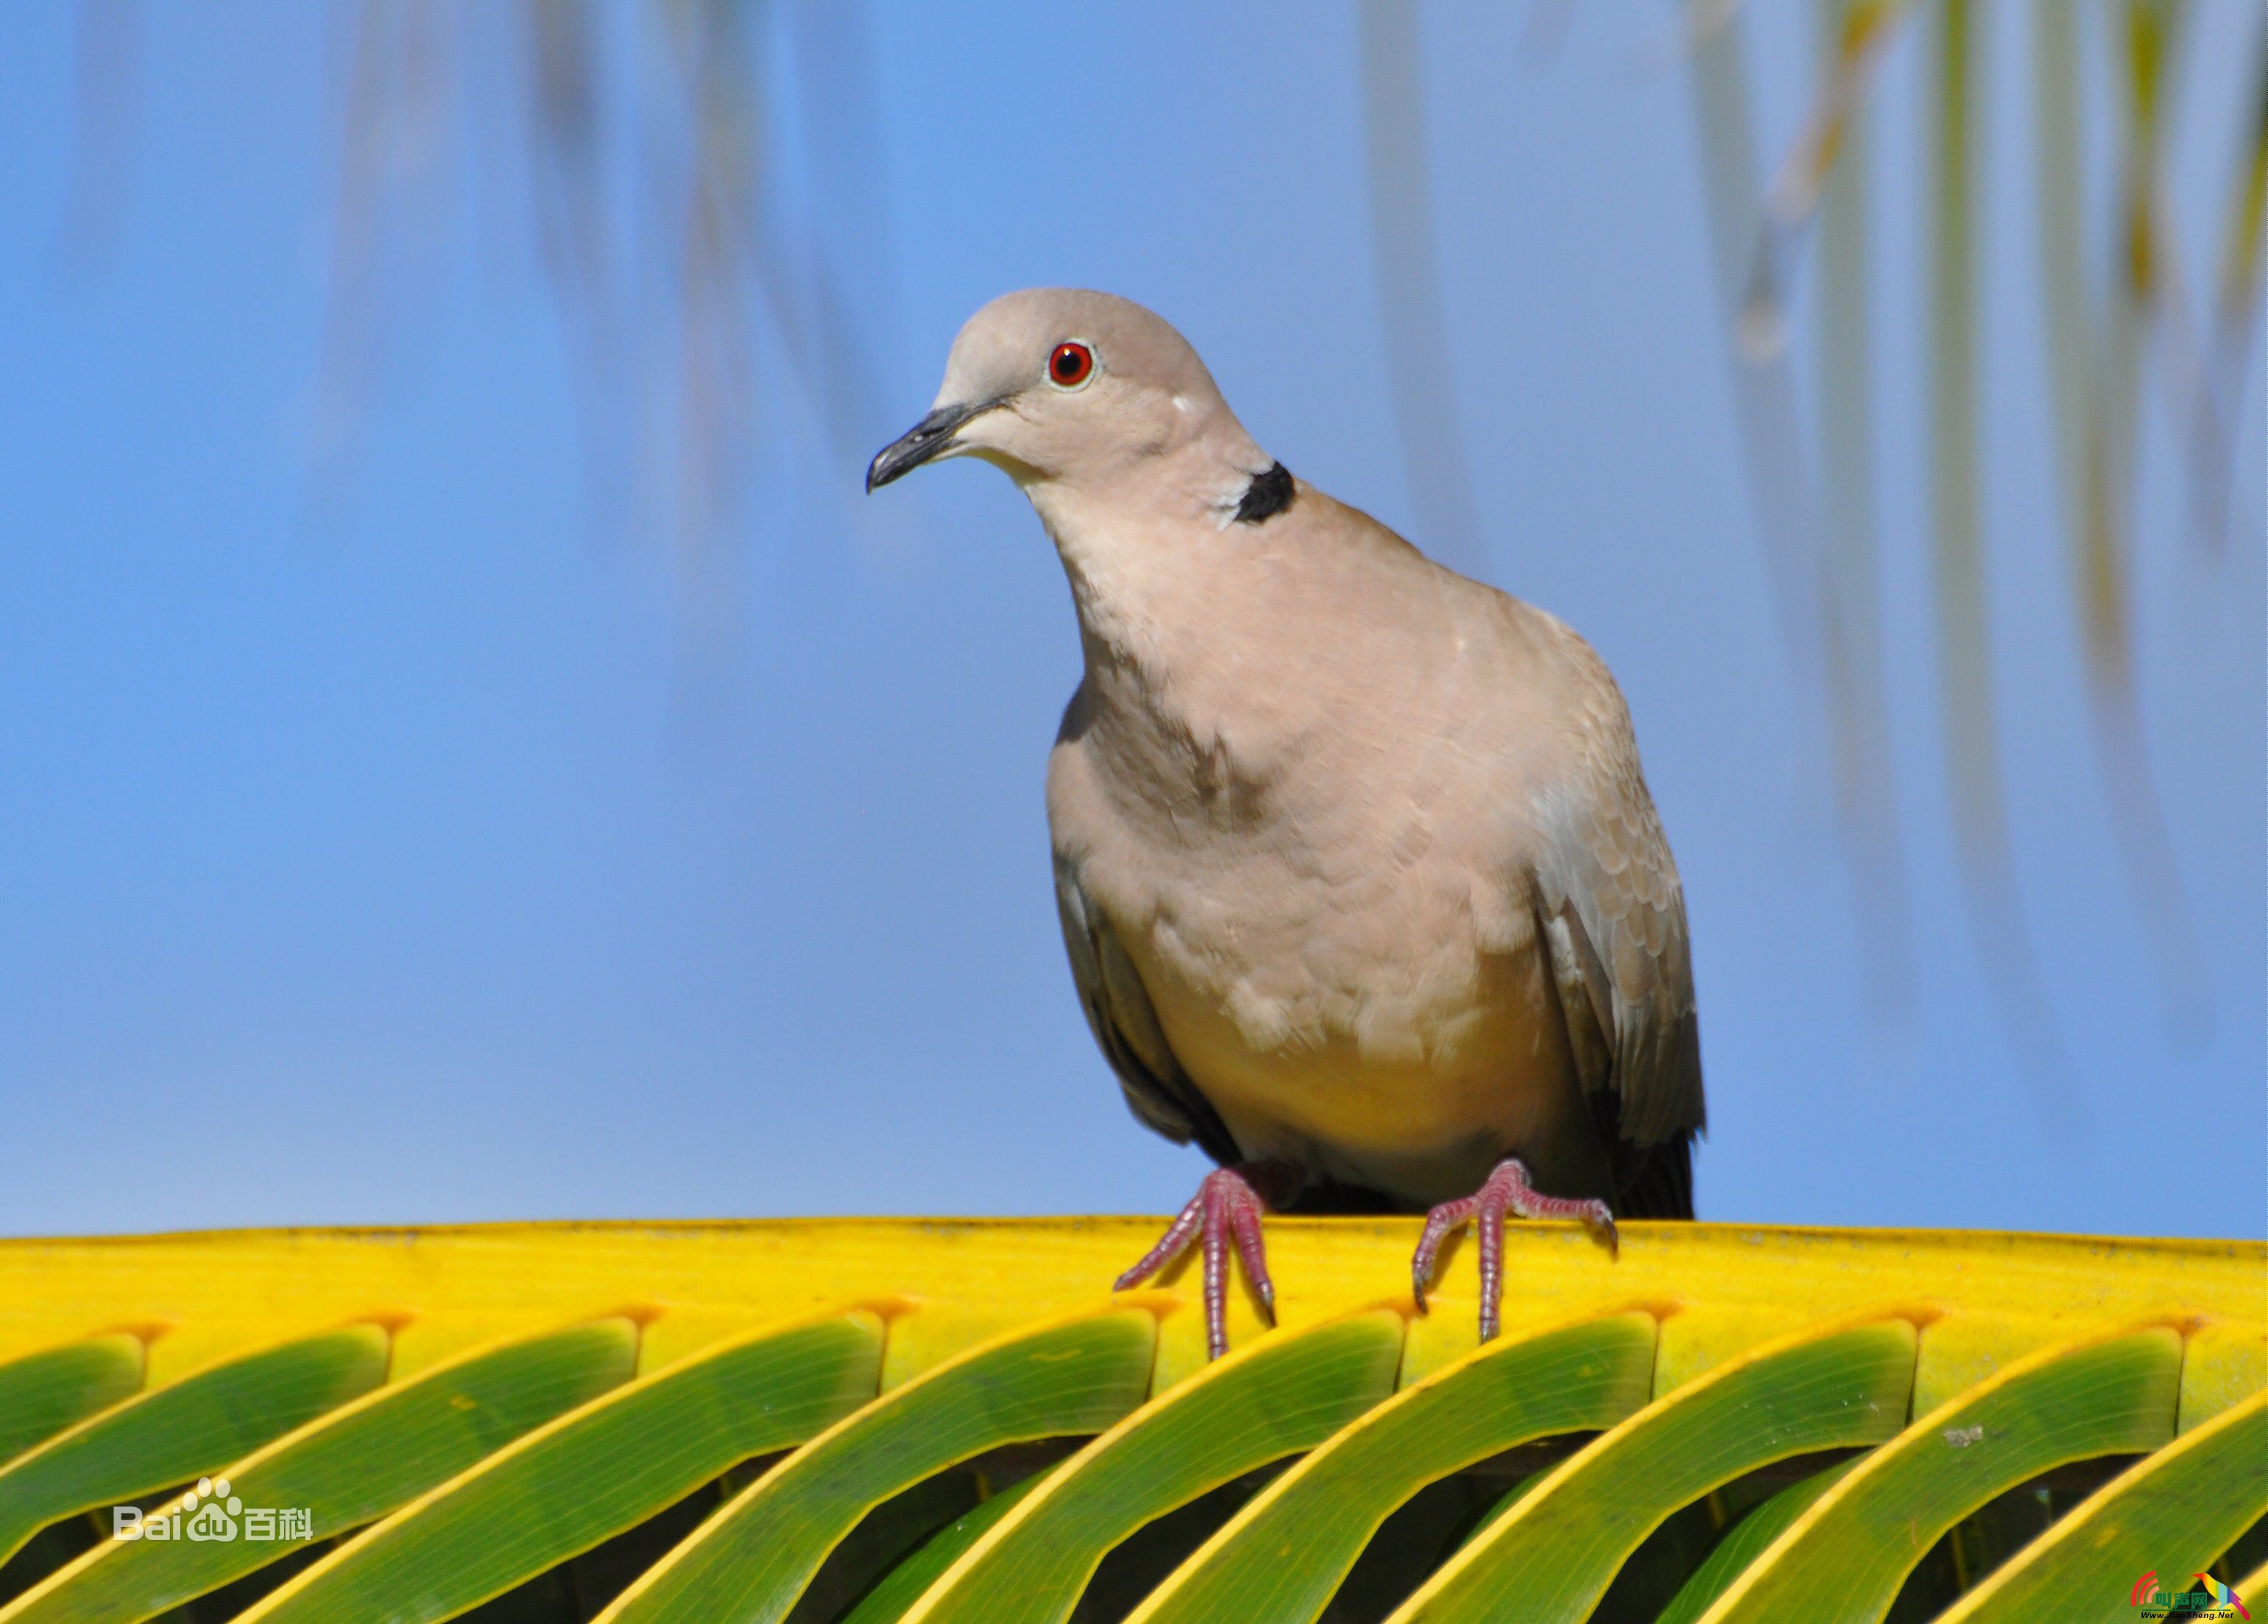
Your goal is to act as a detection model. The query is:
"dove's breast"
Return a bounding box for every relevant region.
[1045,634,1614,1208]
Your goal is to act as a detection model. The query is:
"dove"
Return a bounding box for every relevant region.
[868,289,1703,1358]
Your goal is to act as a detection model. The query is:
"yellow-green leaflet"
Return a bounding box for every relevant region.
[0,1341,144,1471]
[596,1305,1160,1624]
[2240,1557,2268,1618]
[900,1309,1406,1624]
[0,1318,639,1624]
[1694,1323,2182,1623]
[233,1309,884,1624]
[838,1466,1061,1624]
[1934,1384,2268,1624]
[1654,1455,1865,1624]
[0,1327,391,1569]
[1385,1315,1918,1623]
[1128,1310,1657,1624]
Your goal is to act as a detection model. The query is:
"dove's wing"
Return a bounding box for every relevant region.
[1528,655,1706,1219]
[1053,853,1242,1169]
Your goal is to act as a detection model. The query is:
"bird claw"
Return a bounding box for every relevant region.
[1410,1158,1618,1342]
[1115,1165,1277,1360]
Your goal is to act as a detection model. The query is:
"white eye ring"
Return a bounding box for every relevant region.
[1045,339,1098,392]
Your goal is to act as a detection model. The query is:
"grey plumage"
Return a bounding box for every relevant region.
[869,288,1703,1344]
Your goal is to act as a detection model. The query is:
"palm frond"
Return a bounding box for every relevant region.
[0,1219,2258,1622]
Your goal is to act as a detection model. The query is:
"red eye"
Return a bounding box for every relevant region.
[1048,341,1095,388]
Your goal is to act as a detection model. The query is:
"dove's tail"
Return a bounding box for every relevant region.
[1614,1131,1695,1221]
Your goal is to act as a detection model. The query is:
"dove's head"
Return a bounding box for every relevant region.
[866,289,1271,523]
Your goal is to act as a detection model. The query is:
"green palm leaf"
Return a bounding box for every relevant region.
[233,1309,884,1624]
[1383,1314,1918,1623]
[0,1318,638,1624]
[1692,1323,2183,1623]
[1655,1454,1867,1624]
[596,1304,1162,1624]
[0,1326,391,1570]
[1935,1385,2268,1624]
[837,1465,1061,1624]
[1126,1310,1656,1624]
[0,1342,144,1474]
[898,1308,1405,1624]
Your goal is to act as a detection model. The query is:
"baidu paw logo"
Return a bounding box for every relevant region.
[181,1478,239,1542]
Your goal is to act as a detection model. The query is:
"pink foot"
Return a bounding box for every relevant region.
[1115,1165,1280,1360]
[1411,1158,1619,1342]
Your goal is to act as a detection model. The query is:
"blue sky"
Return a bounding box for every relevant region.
[0,2,2260,1240]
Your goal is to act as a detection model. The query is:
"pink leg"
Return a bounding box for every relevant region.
[1410,1159,1618,1342]
[1116,1164,1282,1360]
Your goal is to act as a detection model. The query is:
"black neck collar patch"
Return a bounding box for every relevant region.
[1232,462,1295,525]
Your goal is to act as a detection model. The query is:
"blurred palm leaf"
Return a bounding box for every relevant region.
[1678,1,1927,1025]
[1926,0,2080,1120]
[1357,0,1491,579]
[1815,0,1918,1023]
[1738,0,1914,361]
[57,0,137,270]
[2085,0,2215,1037]
[0,1218,2258,1622]
[292,0,894,639]
[1650,0,2262,1108]
[1680,10,1831,686]
[2197,5,2268,547]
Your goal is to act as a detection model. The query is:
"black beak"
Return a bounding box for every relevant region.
[865,400,996,492]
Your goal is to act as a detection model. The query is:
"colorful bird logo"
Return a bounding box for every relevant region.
[2196,1573,2253,1620]
[2131,1570,2252,1618]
